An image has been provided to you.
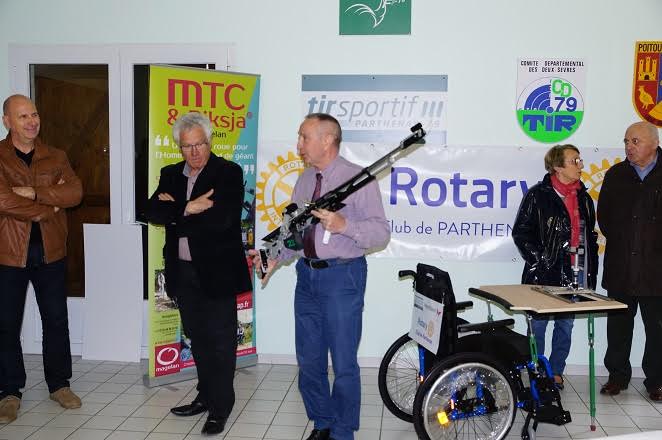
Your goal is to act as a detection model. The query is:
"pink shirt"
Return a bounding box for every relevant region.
[284,155,390,260]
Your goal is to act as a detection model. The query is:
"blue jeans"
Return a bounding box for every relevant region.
[532,316,574,376]
[295,257,367,440]
[0,243,72,397]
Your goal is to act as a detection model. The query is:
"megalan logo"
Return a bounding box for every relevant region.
[154,343,181,377]
[168,79,245,110]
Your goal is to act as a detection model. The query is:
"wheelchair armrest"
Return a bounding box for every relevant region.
[456,301,473,312]
[457,318,515,333]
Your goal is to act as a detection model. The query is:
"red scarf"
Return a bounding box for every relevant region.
[550,174,581,250]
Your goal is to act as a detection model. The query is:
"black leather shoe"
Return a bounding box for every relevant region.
[201,415,227,435]
[170,399,207,416]
[306,429,330,440]
[600,380,627,396]
[647,385,662,401]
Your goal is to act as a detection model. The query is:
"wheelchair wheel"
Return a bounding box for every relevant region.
[378,333,420,422]
[413,352,516,440]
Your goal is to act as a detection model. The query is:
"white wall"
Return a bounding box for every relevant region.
[1,0,660,370]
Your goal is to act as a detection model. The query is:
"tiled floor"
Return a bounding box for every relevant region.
[1,355,661,439]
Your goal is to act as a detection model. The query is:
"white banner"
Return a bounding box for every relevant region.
[255,142,623,261]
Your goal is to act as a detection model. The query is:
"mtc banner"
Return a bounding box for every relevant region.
[146,65,260,386]
[255,142,622,261]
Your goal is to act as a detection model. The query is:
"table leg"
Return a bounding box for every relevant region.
[588,313,596,431]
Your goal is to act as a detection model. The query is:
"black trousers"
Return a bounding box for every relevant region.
[173,261,237,418]
[0,243,72,398]
[604,292,662,390]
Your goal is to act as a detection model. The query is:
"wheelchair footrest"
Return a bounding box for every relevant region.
[536,405,571,425]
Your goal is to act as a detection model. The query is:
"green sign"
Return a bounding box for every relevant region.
[339,0,411,35]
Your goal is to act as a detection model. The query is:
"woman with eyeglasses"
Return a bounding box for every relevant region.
[512,144,599,389]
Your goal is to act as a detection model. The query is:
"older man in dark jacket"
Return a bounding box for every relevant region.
[597,121,662,401]
[146,112,251,435]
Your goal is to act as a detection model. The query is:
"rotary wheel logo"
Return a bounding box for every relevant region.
[426,321,435,339]
[582,158,622,255]
[256,151,305,232]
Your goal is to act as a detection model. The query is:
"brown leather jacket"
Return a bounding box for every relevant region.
[0,134,83,267]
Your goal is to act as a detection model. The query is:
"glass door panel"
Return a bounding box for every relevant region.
[30,64,110,297]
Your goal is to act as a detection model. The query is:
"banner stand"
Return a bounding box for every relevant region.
[142,354,257,388]
[145,65,260,386]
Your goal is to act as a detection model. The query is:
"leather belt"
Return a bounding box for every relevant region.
[301,257,358,269]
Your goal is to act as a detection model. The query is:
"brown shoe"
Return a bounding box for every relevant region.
[0,395,21,424]
[648,385,662,402]
[49,387,82,409]
[600,380,627,396]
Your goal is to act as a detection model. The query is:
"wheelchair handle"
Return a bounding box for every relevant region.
[456,301,473,311]
[398,270,416,279]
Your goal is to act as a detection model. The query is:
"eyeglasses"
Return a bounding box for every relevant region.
[565,157,584,166]
[180,142,208,151]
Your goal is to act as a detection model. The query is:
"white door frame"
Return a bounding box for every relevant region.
[8,44,232,356]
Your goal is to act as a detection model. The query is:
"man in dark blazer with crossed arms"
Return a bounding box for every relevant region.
[147,112,251,435]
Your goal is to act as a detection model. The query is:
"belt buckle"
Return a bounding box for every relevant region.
[307,259,329,269]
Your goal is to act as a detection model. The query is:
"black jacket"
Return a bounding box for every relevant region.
[146,153,252,297]
[513,173,599,289]
[597,148,662,296]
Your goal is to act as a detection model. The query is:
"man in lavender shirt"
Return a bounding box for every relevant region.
[253,113,390,440]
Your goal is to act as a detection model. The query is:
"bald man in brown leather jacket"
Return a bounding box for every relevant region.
[0,95,83,424]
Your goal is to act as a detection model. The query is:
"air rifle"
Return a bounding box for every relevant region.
[258,123,426,275]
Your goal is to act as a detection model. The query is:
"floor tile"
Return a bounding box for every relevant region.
[237,410,277,425]
[44,413,91,428]
[117,417,162,432]
[25,426,75,440]
[82,415,128,430]
[29,400,66,414]
[354,428,380,440]
[10,412,57,427]
[84,392,121,404]
[106,432,149,440]
[152,419,197,434]
[602,426,642,436]
[630,415,662,430]
[379,430,419,440]
[0,425,39,440]
[264,424,305,439]
[271,412,307,427]
[67,402,108,416]
[66,428,113,440]
[131,405,171,419]
[226,422,269,438]
[144,434,186,440]
[621,404,661,417]
[243,400,281,412]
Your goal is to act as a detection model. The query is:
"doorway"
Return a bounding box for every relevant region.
[8,44,231,355]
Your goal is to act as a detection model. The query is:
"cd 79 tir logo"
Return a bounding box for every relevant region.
[517,78,584,143]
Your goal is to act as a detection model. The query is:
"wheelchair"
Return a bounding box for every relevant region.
[378,263,571,440]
